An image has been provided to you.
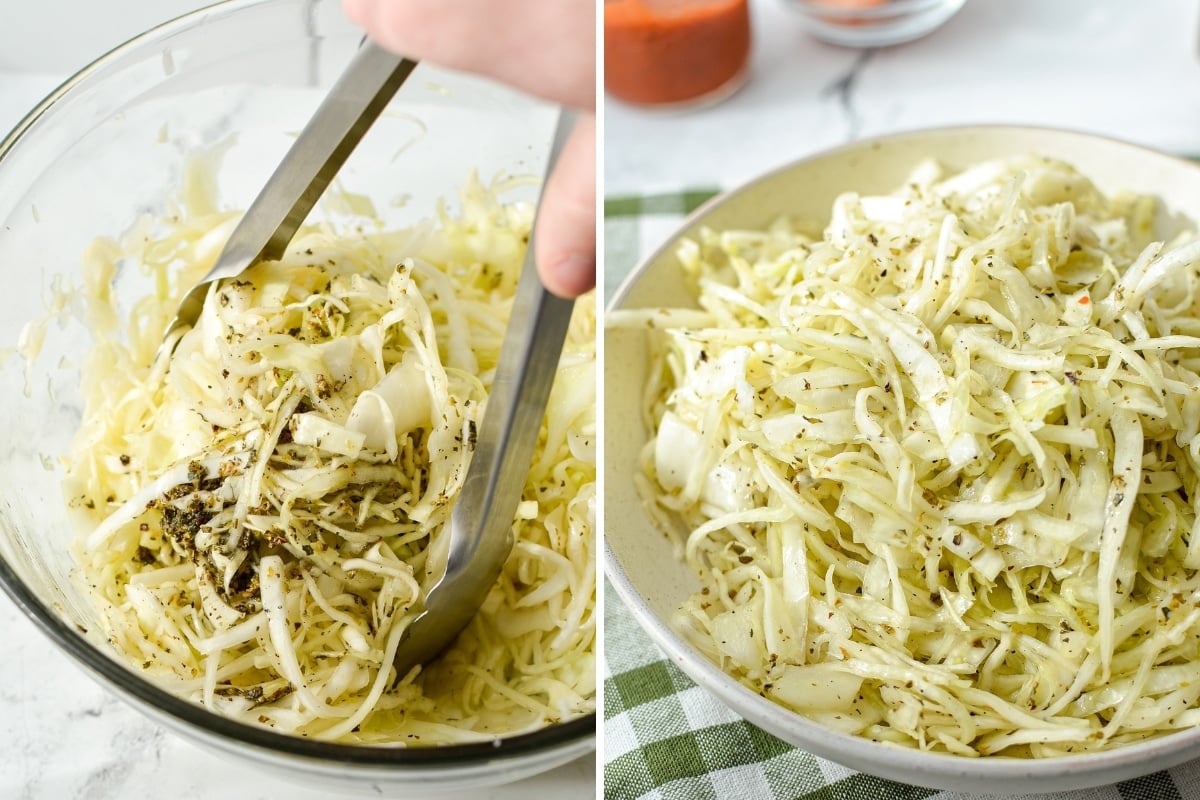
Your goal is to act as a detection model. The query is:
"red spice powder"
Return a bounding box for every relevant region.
[605,0,751,107]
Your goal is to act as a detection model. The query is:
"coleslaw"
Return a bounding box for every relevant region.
[63,174,596,744]
[618,156,1200,756]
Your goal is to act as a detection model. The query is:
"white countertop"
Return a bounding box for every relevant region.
[605,1,1200,196]
[0,32,595,800]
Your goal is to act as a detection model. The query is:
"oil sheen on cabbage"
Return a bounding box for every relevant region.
[65,176,596,744]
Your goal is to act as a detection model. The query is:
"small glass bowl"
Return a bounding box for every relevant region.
[786,0,965,47]
[0,0,594,794]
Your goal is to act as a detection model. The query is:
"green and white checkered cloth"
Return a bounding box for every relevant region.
[602,189,1200,800]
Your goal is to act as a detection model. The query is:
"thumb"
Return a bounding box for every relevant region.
[534,114,596,299]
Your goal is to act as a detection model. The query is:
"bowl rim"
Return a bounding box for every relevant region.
[604,123,1200,790]
[789,0,961,19]
[0,0,595,766]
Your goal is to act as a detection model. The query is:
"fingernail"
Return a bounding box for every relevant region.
[547,254,596,298]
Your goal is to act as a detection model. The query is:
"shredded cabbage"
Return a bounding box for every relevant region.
[616,156,1200,756]
[64,173,596,744]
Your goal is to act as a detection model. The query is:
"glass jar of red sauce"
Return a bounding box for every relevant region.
[604,0,751,108]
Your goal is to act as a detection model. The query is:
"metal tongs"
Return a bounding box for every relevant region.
[162,43,417,343]
[161,41,577,671]
[394,117,575,674]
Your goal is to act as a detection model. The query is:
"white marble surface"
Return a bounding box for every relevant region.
[0,0,206,72]
[605,0,1200,196]
[0,9,595,800]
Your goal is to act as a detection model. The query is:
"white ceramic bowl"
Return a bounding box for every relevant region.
[604,126,1200,794]
[0,0,593,794]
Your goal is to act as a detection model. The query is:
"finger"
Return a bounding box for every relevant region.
[534,115,596,299]
[342,0,595,109]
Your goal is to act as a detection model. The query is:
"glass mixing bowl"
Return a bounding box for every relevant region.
[0,0,594,793]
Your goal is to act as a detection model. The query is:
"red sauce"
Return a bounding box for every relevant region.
[605,0,751,107]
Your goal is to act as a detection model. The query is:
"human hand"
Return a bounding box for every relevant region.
[342,0,596,298]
